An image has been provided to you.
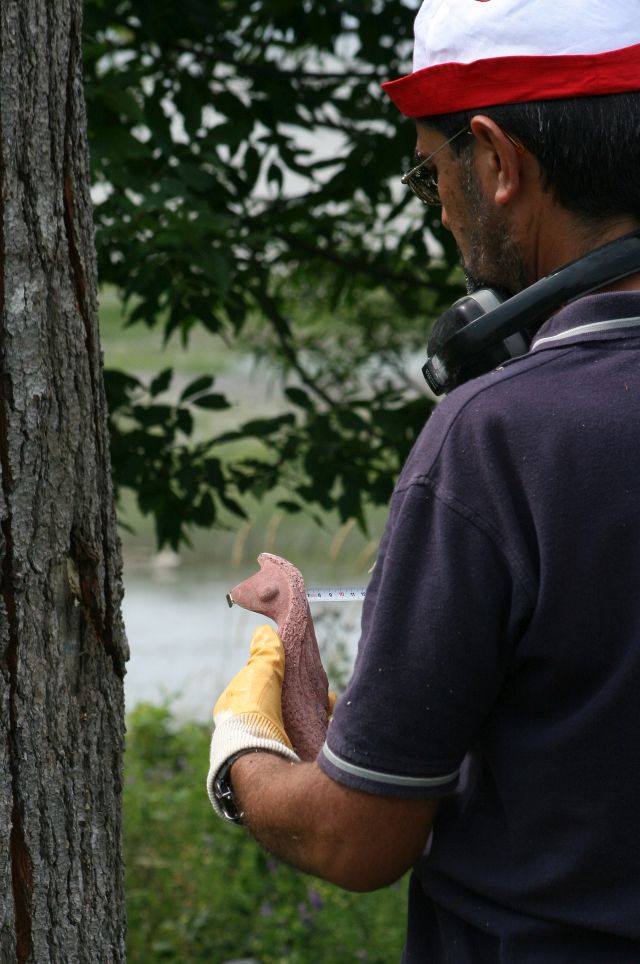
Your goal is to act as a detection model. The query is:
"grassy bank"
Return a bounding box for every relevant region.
[125,704,408,963]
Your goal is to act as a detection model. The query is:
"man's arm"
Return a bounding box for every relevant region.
[208,623,437,890]
[230,752,438,892]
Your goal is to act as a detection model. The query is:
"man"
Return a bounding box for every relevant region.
[208,1,640,959]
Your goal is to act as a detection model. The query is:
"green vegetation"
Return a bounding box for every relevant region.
[84,0,463,550]
[125,704,408,962]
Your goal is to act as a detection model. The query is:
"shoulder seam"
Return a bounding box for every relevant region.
[403,475,537,605]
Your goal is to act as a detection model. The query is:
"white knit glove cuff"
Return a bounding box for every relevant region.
[207,712,300,819]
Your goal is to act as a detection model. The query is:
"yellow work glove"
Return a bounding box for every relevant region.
[207,624,300,819]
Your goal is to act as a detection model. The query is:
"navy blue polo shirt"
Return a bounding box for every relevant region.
[318,292,640,961]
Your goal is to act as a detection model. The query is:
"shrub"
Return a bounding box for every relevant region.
[125,703,408,962]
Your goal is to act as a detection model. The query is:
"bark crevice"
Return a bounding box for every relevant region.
[62,12,125,680]
[0,24,34,952]
[0,379,34,964]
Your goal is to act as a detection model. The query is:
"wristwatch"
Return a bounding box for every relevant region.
[212,751,251,824]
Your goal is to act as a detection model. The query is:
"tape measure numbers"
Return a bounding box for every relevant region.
[305,586,367,603]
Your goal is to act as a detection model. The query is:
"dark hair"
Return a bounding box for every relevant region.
[421,92,640,222]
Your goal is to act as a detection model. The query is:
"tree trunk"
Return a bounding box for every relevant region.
[0,1,128,960]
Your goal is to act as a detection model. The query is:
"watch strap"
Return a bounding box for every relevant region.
[212,750,255,824]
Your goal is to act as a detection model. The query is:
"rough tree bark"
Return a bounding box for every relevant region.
[0,1,128,960]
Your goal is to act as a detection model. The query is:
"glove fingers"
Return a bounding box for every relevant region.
[214,661,280,715]
[247,624,285,671]
[213,624,288,739]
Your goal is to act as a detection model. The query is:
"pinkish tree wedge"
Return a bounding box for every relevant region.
[227,553,330,760]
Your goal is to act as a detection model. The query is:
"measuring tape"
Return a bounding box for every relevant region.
[227,584,368,609]
[305,585,367,603]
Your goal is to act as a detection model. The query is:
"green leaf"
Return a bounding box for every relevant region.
[150,368,173,397]
[176,77,203,137]
[104,369,143,410]
[276,500,302,514]
[179,375,215,402]
[131,404,173,427]
[285,387,313,410]
[193,492,215,526]
[219,494,247,519]
[335,407,368,431]
[175,408,194,437]
[267,162,283,192]
[204,458,224,486]
[240,415,295,436]
[192,393,230,411]
[99,88,145,125]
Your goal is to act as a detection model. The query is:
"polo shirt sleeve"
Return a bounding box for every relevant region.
[318,474,532,799]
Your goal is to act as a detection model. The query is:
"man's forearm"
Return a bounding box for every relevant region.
[230,751,438,892]
[230,753,352,882]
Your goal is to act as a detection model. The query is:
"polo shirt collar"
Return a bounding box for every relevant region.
[530,291,640,353]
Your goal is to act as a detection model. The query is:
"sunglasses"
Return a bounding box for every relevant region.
[401,126,471,206]
[401,126,525,206]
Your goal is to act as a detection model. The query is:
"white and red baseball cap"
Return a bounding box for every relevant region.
[382,0,640,117]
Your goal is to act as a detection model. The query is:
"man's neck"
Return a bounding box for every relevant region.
[597,272,640,295]
[527,208,640,291]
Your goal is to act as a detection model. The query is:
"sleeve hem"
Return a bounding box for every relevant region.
[319,742,460,797]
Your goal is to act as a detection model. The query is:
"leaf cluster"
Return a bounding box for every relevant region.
[105,369,245,547]
[84,0,463,547]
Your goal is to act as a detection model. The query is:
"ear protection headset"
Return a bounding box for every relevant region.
[423,230,640,395]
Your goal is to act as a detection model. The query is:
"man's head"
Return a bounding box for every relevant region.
[383,0,640,291]
[416,93,640,295]
[410,115,530,297]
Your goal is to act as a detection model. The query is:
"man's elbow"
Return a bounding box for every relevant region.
[314,839,416,893]
[308,790,437,891]
[329,863,409,893]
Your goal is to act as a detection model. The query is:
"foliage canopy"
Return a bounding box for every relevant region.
[84,0,462,548]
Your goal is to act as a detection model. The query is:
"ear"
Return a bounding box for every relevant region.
[258,584,279,603]
[469,114,524,206]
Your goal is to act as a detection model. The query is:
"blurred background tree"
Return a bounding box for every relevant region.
[83,0,463,549]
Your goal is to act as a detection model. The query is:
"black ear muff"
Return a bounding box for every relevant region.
[423,288,526,394]
[423,230,640,395]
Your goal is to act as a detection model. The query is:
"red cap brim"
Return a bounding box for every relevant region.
[382,43,640,117]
